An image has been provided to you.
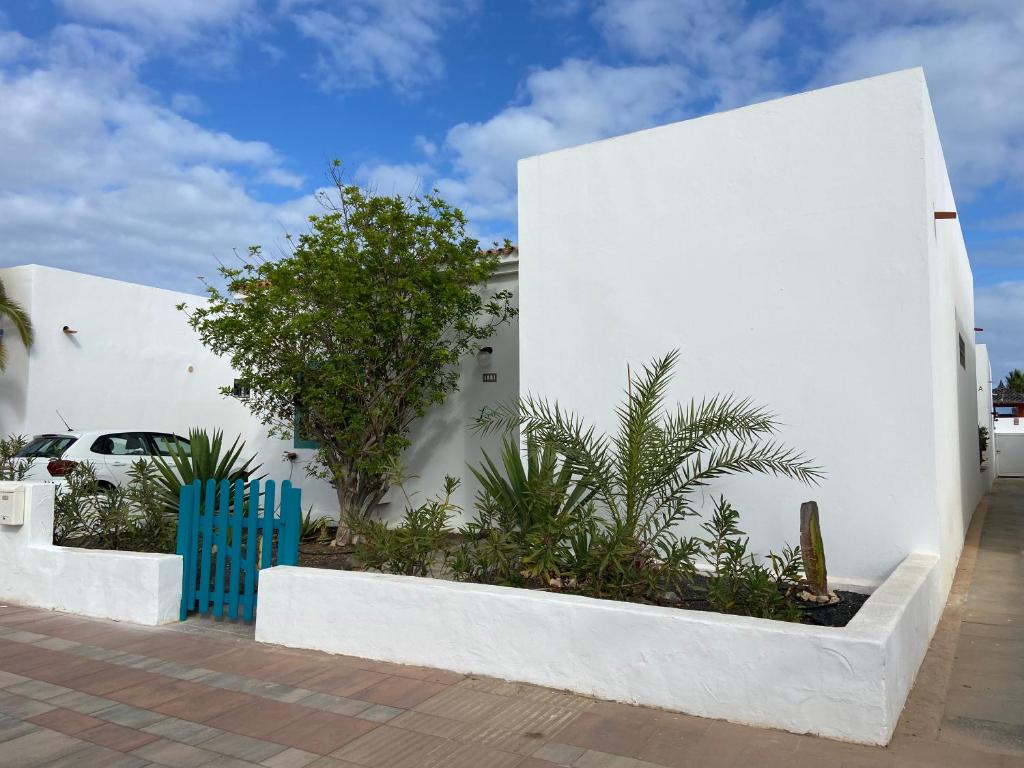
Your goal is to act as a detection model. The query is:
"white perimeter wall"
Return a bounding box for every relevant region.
[0,263,519,520]
[0,482,181,625]
[518,68,984,585]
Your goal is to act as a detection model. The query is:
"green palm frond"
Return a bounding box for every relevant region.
[0,277,34,372]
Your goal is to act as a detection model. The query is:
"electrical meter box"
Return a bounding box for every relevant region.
[0,485,26,526]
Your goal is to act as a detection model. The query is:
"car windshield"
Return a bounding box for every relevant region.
[17,436,77,458]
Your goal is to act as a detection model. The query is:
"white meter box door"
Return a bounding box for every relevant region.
[0,485,26,525]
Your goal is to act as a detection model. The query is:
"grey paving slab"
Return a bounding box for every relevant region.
[200,731,288,762]
[142,717,225,746]
[1,728,89,767]
[132,737,222,767]
[45,743,152,768]
[0,713,39,744]
[95,701,170,728]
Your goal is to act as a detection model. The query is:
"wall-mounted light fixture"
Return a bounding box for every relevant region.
[62,325,77,334]
[477,346,494,365]
[974,327,984,332]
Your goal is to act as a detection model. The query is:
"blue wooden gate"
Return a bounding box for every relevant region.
[176,478,301,622]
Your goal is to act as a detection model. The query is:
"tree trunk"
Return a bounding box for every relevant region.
[332,468,389,547]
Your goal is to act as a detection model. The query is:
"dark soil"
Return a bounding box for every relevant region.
[298,534,868,628]
[298,541,357,570]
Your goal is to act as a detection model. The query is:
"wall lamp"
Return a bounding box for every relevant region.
[62,326,77,335]
[477,346,494,364]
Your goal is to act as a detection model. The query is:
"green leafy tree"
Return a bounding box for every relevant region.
[1005,369,1024,392]
[0,276,33,371]
[183,163,517,544]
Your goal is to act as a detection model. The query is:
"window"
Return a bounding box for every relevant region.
[147,433,191,457]
[91,433,149,456]
[18,436,77,458]
[293,407,319,449]
[958,334,966,369]
[231,379,252,399]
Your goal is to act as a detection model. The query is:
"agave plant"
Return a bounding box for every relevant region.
[151,428,262,513]
[475,350,822,599]
[470,435,593,533]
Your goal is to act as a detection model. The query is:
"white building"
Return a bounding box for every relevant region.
[0,256,519,518]
[518,67,991,589]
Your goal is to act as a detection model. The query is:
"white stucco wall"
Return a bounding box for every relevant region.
[0,262,519,520]
[257,553,942,745]
[517,67,982,586]
[0,482,181,625]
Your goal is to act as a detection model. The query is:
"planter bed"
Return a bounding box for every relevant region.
[297,542,868,627]
[256,552,943,745]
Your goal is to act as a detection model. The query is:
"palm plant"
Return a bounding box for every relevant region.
[151,428,262,513]
[475,350,822,598]
[0,277,33,371]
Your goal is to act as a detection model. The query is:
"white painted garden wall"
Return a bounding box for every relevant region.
[517,68,989,588]
[257,552,942,745]
[0,261,519,519]
[0,482,181,625]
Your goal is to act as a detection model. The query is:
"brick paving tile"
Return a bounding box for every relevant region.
[206,698,311,739]
[27,705,105,735]
[295,692,373,717]
[0,713,39,743]
[77,720,161,751]
[356,703,404,722]
[265,708,379,754]
[108,676,204,708]
[349,675,448,708]
[5,678,74,700]
[293,666,388,698]
[533,741,587,765]
[44,742,152,768]
[555,710,658,758]
[153,686,257,722]
[94,700,169,728]
[517,759,562,768]
[143,716,224,745]
[0,668,29,687]
[331,724,460,768]
[200,730,289,761]
[65,665,158,696]
[48,689,120,714]
[261,746,321,768]
[410,685,510,723]
[0,691,57,718]
[131,736,222,767]
[2,728,90,767]
[252,657,336,687]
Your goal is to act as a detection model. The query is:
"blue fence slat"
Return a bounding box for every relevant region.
[279,481,301,566]
[227,479,244,621]
[212,480,229,618]
[242,479,260,622]
[175,484,193,621]
[260,480,276,571]
[197,479,216,615]
[186,480,201,613]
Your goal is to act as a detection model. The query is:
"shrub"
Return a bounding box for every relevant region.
[352,476,459,577]
[699,497,803,622]
[53,461,177,553]
[0,434,33,481]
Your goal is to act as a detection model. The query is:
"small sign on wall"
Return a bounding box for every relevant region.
[482,373,497,382]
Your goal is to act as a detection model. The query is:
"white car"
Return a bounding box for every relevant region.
[18,430,191,488]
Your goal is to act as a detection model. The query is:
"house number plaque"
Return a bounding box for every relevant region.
[482,373,498,382]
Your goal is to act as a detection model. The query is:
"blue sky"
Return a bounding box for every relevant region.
[0,1,1022,379]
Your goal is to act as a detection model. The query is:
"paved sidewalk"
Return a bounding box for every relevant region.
[1,482,1022,767]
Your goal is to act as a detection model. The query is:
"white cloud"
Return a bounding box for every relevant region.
[436,59,690,228]
[812,2,1024,198]
[354,162,433,196]
[594,0,785,108]
[56,0,258,40]
[0,24,314,291]
[289,0,476,94]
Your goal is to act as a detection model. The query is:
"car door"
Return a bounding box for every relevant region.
[90,432,152,485]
